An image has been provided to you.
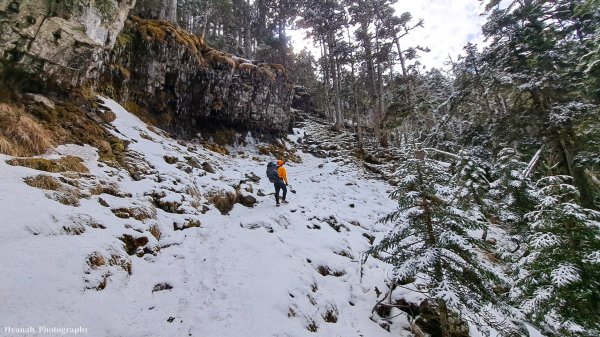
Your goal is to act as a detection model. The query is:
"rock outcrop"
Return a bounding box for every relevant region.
[0,2,294,136]
[102,17,293,136]
[292,85,312,112]
[0,0,134,89]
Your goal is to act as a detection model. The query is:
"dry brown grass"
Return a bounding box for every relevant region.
[87,252,106,269]
[0,103,54,156]
[23,175,61,190]
[208,189,240,215]
[1,92,123,165]
[132,16,207,66]
[257,64,276,81]
[6,116,53,154]
[184,185,202,210]
[174,219,202,230]
[112,205,157,221]
[108,253,132,275]
[58,156,88,173]
[0,135,16,155]
[98,109,117,123]
[269,63,288,78]
[62,223,86,235]
[48,191,81,206]
[7,156,88,173]
[238,63,258,73]
[205,49,236,68]
[7,158,65,172]
[89,182,126,197]
[149,224,162,241]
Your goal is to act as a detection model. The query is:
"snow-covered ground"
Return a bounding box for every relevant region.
[0,98,409,336]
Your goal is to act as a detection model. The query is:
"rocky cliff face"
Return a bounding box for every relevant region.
[0,1,293,136]
[101,17,293,136]
[0,0,134,89]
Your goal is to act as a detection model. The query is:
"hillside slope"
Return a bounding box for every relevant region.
[0,98,411,337]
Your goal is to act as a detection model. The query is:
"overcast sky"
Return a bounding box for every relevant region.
[289,0,489,70]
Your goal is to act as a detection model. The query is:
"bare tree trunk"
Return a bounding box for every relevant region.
[201,8,210,39]
[243,0,251,56]
[357,19,378,144]
[320,39,332,120]
[332,51,343,131]
[164,0,178,23]
[377,60,388,147]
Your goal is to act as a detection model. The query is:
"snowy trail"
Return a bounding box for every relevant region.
[163,153,399,336]
[0,99,407,337]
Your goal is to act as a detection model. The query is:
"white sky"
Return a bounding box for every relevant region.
[289,0,488,70]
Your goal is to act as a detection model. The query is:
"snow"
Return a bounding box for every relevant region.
[0,98,404,336]
[550,263,581,287]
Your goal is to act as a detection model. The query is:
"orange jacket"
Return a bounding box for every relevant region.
[277,166,288,184]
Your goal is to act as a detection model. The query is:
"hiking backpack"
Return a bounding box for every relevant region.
[266,162,280,183]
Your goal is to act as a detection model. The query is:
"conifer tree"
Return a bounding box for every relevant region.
[511,175,600,336]
[371,147,514,336]
[453,148,495,241]
[489,148,537,235]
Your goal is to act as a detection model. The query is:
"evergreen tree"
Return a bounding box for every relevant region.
[453,147,496,241]
[371,147,514,336]
[489,148,537,235]
[512,175,600,336]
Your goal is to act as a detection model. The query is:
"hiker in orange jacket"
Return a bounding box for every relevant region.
[275,159,288,206]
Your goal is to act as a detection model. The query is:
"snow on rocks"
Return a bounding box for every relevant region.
[0,98,404,336]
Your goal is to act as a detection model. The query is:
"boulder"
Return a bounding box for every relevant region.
[239,194,257,207]
[245,172,261,183]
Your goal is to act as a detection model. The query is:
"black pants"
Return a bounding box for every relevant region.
[274,181,287,204]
